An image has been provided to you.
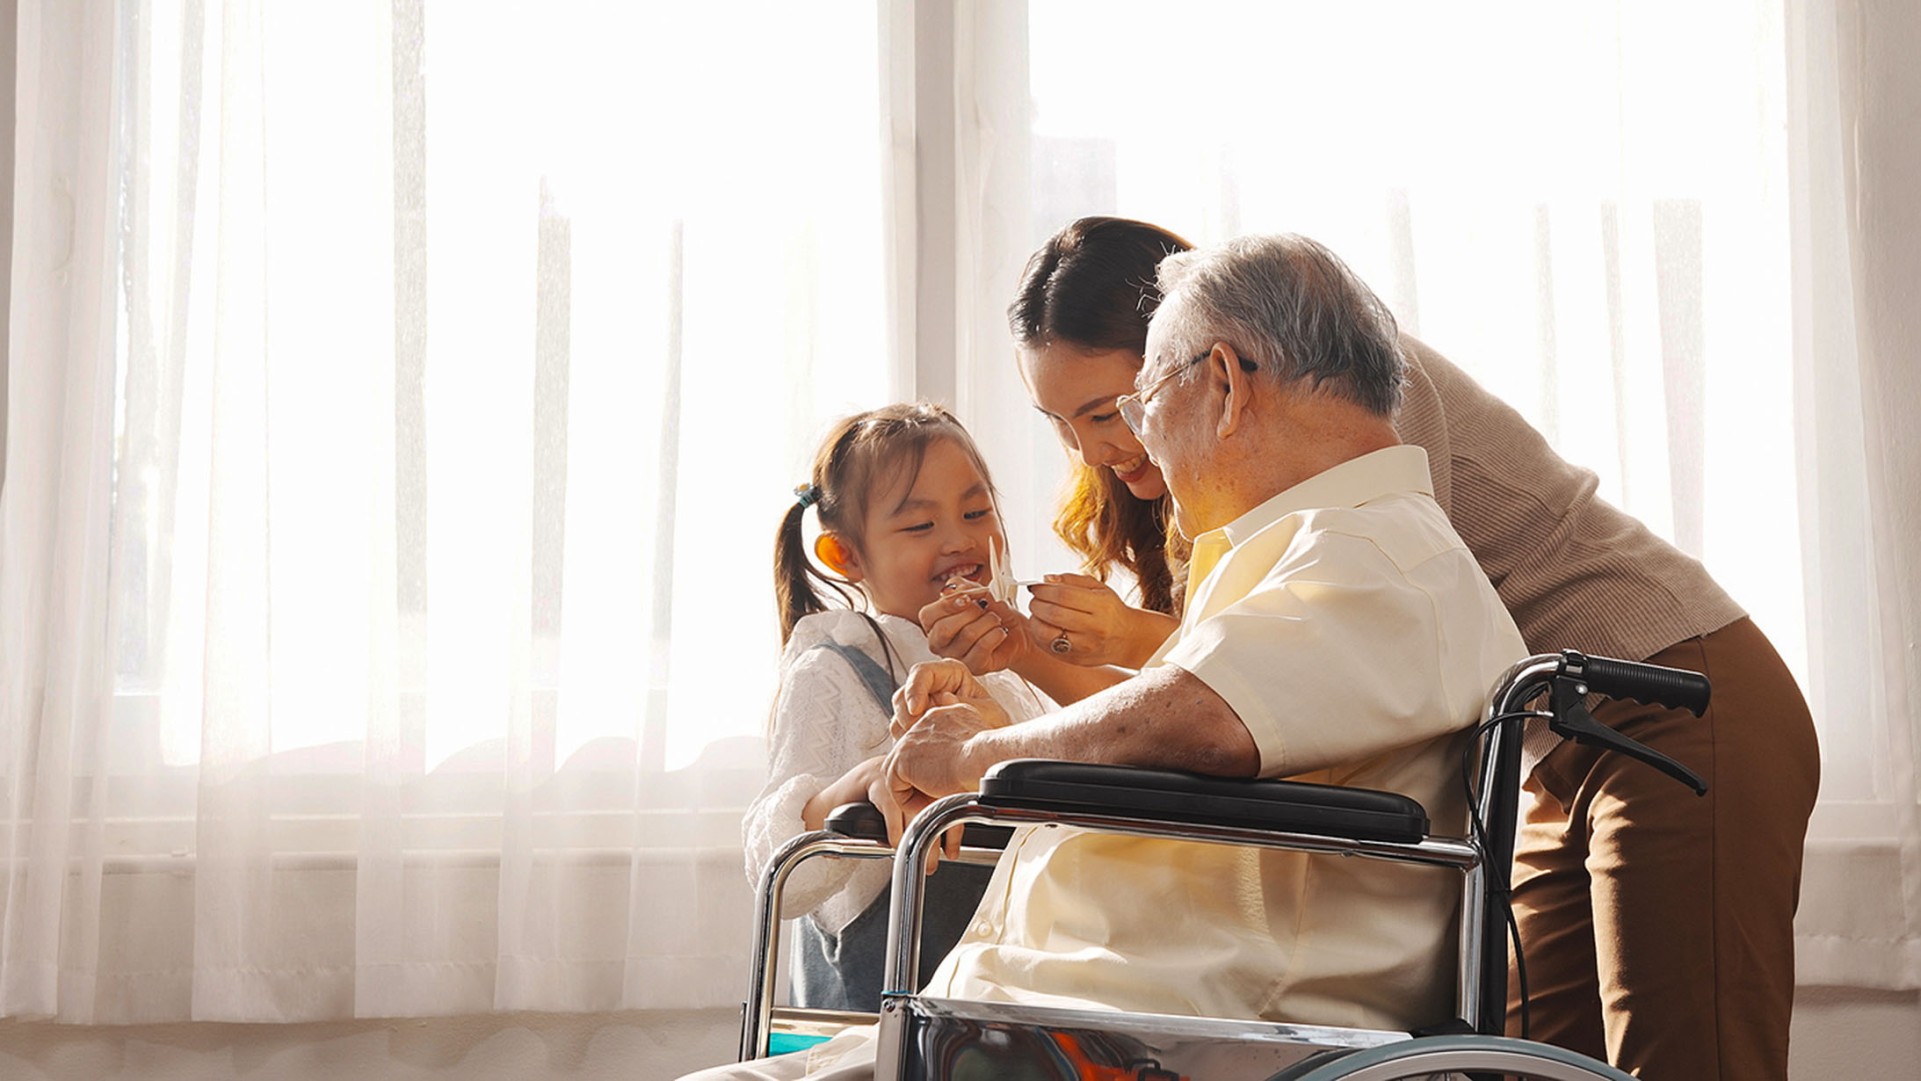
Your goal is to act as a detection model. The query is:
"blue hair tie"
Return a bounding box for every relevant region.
[794,483,822,509]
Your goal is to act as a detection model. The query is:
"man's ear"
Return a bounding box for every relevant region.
[814,532,863,581]
[1214,343,1254,440]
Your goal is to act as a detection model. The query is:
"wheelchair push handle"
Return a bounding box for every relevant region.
[1563,650,1711,716]
[1547,650,1710,796]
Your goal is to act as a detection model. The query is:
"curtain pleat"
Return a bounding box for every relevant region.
[0,0,123,1024]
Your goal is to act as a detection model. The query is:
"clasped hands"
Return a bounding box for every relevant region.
[859,659,1012,864]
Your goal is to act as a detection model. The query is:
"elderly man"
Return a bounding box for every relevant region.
[683,235,1524,1079]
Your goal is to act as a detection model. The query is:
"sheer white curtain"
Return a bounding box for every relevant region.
[1785,0,1921,990]
[8,0,1918,1030]
[946,0,1920,991]
[2,0,121,1024]
[2,0,898,1022]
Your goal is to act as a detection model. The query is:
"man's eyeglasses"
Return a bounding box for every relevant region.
[1117,353,1206,435]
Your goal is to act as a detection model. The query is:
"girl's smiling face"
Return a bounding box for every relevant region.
[840,436,1004,621]
[1017,342,1168,501]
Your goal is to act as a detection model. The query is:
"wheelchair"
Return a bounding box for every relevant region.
[741,649,1710,1080]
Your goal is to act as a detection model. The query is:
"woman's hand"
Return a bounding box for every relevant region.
[918,584,1029,676]
[1023,573,1180,668]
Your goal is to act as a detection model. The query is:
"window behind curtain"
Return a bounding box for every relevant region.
[39,0,901,1021]
[1022,0,1805,719]
[109,0,892,788]
[1016,0,1921,989]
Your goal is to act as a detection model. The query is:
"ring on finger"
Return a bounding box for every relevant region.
[1050,631,1071,655]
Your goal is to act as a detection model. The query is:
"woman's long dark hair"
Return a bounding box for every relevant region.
[1008,216,1194,615]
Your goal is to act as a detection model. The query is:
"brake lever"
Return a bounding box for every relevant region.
[1548,676,1708,796]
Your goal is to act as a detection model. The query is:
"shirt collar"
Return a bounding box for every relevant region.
[1212,444,1434,549]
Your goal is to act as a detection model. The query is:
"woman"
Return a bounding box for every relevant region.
[925,216,1819,1081]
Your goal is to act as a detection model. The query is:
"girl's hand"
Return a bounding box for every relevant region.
[1024,573,1180,669]
[800,755,891,834]
[918,585,1029,676]
[804,755,958,863]
[889,658,1012,740]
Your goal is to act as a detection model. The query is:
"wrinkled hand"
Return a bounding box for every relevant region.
[1024,573,1174,668]
[890,659,1011,740]
[872,678,1003,868]
[918,582,1030,676]
[883,698,997,813]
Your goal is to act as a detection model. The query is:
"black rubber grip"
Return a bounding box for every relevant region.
[822,801,887,839]
[822,801,1013,851]
[1575,653,1712,716]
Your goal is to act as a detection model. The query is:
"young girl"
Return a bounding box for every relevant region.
[748,402,1051,1011]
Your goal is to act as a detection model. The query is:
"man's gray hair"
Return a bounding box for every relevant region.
[1151,234,1405,415]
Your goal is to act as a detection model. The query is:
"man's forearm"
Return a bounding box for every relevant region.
[964,663,1259,779]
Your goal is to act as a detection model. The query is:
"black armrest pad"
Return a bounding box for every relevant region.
[977,759,1429,843]
[823,802,1014,851]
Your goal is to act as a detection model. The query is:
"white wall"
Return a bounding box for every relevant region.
[1791,988,1921,1077]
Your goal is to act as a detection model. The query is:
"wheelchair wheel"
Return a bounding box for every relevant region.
[1267,1035,1635,1080]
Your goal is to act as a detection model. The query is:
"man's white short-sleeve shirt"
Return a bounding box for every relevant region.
[927,445,1527,1030]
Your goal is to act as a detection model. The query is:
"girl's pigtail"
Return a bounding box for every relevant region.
[776,484,863,644]
[774,499,824,644]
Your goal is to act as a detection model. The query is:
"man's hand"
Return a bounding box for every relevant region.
[884,700,998,810]
[891,658,1011,740]
[871,703,1000,867]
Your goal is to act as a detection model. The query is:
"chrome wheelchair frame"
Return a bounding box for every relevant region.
[741,650,1708,1079]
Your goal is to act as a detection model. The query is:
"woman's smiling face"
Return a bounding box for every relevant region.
[1017,342,1168,502]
